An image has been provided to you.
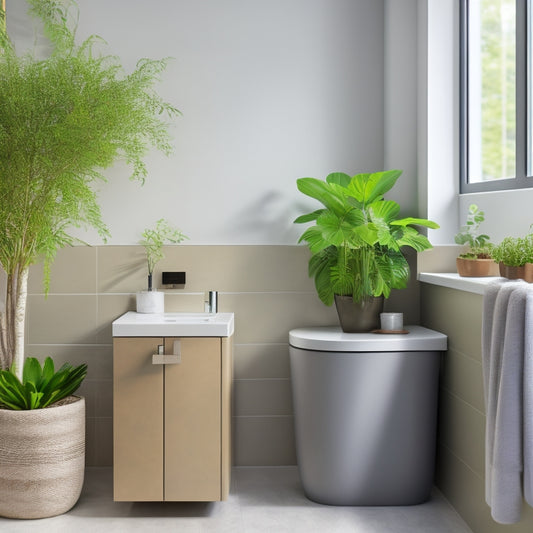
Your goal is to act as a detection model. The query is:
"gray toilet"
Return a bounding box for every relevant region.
[289,325,447,506]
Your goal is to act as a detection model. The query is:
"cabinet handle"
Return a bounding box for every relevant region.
[152,340,182,365]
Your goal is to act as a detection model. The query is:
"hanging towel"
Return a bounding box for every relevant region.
[482,281,524,504]
[482,280,528,524]
[491,284,528,524]
[524,289,533,506]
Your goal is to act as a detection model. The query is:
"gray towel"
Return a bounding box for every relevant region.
[482,280,528,524]
[524,290,533,506]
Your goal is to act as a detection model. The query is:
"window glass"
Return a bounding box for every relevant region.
[467,0,516,183]
[529,0,533,176]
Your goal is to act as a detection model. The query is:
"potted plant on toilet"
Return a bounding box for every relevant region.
[137,218,188,313]
[454,204,498,277]
[0,0,178,518]
[294,170,439,332]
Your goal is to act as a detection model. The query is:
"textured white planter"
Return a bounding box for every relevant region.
[136,290,164,313]
[0,396,85,519]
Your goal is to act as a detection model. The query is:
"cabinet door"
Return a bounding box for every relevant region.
[164,337,221,501]
[113,337,164,501]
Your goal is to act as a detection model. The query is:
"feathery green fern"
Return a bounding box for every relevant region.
[0,0,179,376]
[139,219,188,290]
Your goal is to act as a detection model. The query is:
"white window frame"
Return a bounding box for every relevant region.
[460,0,532,193]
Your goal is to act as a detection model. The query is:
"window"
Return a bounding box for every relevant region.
[460,0,532,192]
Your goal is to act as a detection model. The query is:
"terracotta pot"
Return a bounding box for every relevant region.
[525,263,533,283]
[0,396,85,519]
[499,263,526,280]
[334,295,384,333]
[456,257,499,277]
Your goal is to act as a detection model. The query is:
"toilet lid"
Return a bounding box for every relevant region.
[289,325,447,352]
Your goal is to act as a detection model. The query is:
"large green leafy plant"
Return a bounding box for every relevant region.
[295,170,439,305]
[0,0,179,381]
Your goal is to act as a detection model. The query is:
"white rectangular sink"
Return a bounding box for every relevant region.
[112,312,234,337]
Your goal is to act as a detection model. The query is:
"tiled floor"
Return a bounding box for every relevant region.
[0,467,473,533]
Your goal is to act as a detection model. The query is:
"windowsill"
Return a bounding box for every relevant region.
[418,272,504,295]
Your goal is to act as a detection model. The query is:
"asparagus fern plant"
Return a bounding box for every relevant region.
[140,219,188,291]
[0,0,179,381]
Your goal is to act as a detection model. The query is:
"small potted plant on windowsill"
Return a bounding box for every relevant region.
[137,218,188,313]
[491,234,533,282]
[454,204,499,277]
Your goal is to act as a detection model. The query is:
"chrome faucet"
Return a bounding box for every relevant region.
[204,290,218,314]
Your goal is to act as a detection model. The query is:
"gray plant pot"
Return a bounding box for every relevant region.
[0,396,85,519]
[334,294,384,333]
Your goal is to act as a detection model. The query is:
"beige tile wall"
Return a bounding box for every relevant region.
[26,244,420,467]
[420,283,533,533]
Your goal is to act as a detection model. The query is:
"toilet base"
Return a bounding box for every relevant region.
[289,333,443,506]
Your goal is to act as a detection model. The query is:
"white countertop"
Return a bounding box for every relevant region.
[112,312,234,337]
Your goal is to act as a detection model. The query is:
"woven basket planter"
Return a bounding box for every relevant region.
[0,396,85,519]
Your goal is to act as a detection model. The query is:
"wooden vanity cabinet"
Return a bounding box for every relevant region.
[113,336,232,502]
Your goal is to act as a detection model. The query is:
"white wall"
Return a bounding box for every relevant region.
[9,0,529,254]
[8,0,386,245]
[417,0,460,245]
[415,0,533,246]
[384,0,418,217]
[459,190,533,243]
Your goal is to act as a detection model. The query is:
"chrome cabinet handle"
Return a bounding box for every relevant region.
[152,341,181,364]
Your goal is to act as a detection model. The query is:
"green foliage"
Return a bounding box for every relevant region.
[455,204,493,258]
[0,356,87,410]
[295,170,439,304]
[492,234,533,266]
[0,0,180,292]
[140,219,187,289]
[459,243,494,260]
